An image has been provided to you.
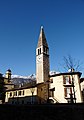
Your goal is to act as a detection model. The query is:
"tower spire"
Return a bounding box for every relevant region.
[36,26,50,84]
[37,26,48,48]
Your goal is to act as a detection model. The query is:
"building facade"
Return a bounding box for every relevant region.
[5,86,37,104]
[80,78,84,102]
[49,72,83,103]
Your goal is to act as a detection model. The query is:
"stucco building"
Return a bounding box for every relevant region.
[49,71,82,103]
[5,86,37,104]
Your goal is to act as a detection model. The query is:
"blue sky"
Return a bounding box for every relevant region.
[0,0,84,76]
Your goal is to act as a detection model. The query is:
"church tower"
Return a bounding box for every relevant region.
[36,26,50,84]
[5,69,11,82]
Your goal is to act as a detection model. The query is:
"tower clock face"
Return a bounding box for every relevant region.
[37,55,42,63]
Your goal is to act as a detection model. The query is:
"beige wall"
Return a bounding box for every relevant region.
[50,76,67,103]
[5,87,37,104]
[80,80,84,102]
[49,74,82,103]
[73,75,83,102]
[81,81,84,91]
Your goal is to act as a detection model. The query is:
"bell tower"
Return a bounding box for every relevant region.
[36,26,50,84]
[5,69,11,82]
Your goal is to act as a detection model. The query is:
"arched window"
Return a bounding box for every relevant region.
[23,90,24,95]
[38,49,39,55]
[43,47,46,52]
[40,48,41,54]
[18,91,21,96]
[10,92,12,97]
[38,48,41,55]
[43,46,48,54]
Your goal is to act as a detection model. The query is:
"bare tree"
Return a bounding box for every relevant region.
[63,55,82,72]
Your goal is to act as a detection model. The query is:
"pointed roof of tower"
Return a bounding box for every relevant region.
[37,26,48,48]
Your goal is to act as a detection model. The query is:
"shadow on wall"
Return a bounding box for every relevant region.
[7,95,38,104]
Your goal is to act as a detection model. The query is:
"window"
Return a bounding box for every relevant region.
[64,87,72,98]
[18,90,24,96]
[43,47,45,52]
[49,88,55,97]
[10,92,12,97]
[18,91,21,96]
[63,76,71,84]
[38,48,41,55]
[14,91,17,96]
[50,79,53,83]
[21,90,24,95]
[40,48,41,54]
[49,91,54,97]
[38,49,40,55]
[23,90,24,95]
[43,47,48,54]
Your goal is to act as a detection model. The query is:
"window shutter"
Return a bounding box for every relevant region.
[63,76,66,84]
[64,88,67,97]
[70,88,72,94]
[50,78,53,83]
[69,76,71,84]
